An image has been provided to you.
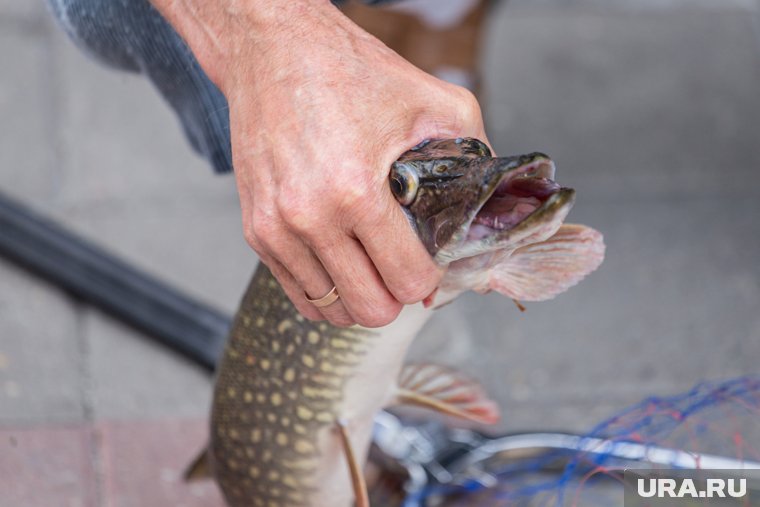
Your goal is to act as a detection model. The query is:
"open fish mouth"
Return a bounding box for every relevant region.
[439,154,576,263]
[467,156,561,241]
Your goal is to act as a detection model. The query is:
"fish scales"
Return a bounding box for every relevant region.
[211,265,377,506]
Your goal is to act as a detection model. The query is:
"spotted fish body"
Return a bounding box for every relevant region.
[207,139,606,507]
[211,266,433,506]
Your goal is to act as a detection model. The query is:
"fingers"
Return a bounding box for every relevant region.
[256,231,403,328]
[354,196,442,305]
[241,175,406,328]
[265,233,357,328]
[449,84,486,137]
[275,210,404,328]
[253,230,402,328]
[236,172,345,325]
[245,213,358,327]
[260,255,324,322]
[312,234,403,328]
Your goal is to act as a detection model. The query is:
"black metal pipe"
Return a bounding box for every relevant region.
[0,191,230,370]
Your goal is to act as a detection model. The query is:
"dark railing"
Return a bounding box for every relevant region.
[0,191,229,370]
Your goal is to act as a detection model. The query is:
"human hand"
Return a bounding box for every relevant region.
[151,0,488,327]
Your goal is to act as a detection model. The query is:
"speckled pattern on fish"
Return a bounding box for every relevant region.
[210,265,376,506]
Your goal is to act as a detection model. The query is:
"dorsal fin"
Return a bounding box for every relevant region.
[391,363,500,425]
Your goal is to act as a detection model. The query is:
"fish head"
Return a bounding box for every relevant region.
[392,138,573,263]
[391,138,604,308]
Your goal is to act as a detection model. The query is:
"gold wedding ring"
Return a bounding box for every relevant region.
[305,286,340,308]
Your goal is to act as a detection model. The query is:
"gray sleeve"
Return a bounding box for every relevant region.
[46,0,233,173]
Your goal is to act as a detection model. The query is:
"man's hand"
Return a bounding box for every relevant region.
[150,0,488,327]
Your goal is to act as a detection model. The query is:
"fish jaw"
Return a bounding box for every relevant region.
[434,186,576,264]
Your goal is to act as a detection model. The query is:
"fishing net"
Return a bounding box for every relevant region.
[371,376,760,506]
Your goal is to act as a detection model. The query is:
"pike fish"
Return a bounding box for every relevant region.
[187,138,605,507]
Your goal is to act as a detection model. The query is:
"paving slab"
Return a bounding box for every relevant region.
[0,22,60,208]
[98,419,224,507]
[0,424,97,507]
[0,262,85,425]
[84,309,213,421]
[0,0,48,23]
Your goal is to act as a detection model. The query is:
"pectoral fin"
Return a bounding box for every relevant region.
[335,419,370,507]
[392,363,500,425]
[486,224,605,301]
[183,446,212,481]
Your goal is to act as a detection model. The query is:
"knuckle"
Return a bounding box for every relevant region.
[395,285,428,305]
[250,209,280,247]
[241,212,259,251]
[355,301,402,328]
[336,180,373,216]
[453,86,483,127]
[457,86,480,112]
[394,269,441,304]
[276,190,312,232]
[242,219,261,251]
[242,224,257,250]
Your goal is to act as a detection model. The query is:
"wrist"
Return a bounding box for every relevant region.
[148,0,339,90]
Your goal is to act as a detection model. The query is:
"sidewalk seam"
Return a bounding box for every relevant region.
[75,307,104,507]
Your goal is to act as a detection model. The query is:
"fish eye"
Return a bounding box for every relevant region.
[462,138,492,157]
[475,140,491,157]
[389,164,419,206]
